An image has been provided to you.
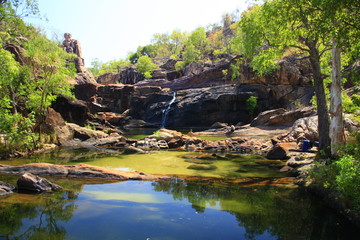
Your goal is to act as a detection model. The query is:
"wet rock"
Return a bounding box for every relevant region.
[0,181,15,195]
[123,146,145,154]
[0,163,158,180]
[17,172,62,193]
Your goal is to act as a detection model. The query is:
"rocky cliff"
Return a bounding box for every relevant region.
[66,55,314,129]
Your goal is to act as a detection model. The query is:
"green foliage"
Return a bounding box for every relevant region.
[335,154,360,208]
[343,93,360,115]
[23,33,75,115]
[246,96,258,116]
[0,111,38,152]
[136,55,157,78]
[89,58,130,76]
[0,2,76,153]
[311,132,360,209]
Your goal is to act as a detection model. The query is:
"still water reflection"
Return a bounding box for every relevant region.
[0,178,358,240]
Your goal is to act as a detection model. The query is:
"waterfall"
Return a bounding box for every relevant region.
[161,92,176,129]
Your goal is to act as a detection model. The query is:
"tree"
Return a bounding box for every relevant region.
[136,55,157,78]
[237,0,334,156]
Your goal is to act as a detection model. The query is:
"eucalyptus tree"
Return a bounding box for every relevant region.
[237,0,360,157]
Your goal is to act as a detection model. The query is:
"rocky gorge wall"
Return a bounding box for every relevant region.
[71,56,315,129]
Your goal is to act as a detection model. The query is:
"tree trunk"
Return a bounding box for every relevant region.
[307,41,331,157]
[330,37,345,156]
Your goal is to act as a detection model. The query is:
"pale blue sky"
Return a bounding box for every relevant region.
[25,0,248,66]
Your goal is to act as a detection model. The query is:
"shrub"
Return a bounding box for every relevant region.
[335,154,360,209]
[136,56,157,78]
[246,96,258,116]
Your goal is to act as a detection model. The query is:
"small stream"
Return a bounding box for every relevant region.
[0,148,359,239]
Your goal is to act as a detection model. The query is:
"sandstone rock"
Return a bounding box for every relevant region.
[282,116,319,142]
[158,140,169,149]
[66,123,108,141]
[17,172,62,193]
[44,108,73,145]
[251,108,287,127]
[99,112,125,126]
[52,95,92,126]
[0,181,15,195]
[73,83,98,101]
[266,144,288,160]
[184,62,203,76]
[123,146,145,154]
[0,163,158,180]
[97,72,120,85]
[62,33,96,85]
[266,107,316,126]
[75,69,97,85]
[119,67,144,84]
[266,142,297,160]
[160,59,179,70]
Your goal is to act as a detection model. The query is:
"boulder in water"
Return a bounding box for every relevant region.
[17,172,62,193]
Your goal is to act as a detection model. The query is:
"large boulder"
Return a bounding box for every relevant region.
[266,107,316,125]
[44,108,73,145]
[66,123,108,141]
[17,172,62,193]
[251,108,287,127]
[281,116,319,142]
[266,142,297,160]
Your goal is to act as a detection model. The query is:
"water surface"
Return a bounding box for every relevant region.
[0,178,358,240]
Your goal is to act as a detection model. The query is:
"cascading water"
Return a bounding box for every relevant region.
[161,92,176,129]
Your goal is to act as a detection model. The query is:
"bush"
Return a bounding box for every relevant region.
[335,154,360,209]
[311,132,360,209]
[246,96,258,116]
[136,56,157,78]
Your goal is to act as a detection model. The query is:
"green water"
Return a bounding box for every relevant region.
[0,148,285,178]
[0,148,359,239]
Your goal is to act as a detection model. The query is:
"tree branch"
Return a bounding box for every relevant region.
[289,44,310,53]
[319,47,332,57]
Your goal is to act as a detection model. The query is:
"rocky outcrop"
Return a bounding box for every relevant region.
[66,123,108,140]
[251,107,316,127]
[51,95,93,126]
[280,116,319,142]
[44,108,73,145]
[86,82,313,129]
[0,163,159,180]
[0,181,15,195]
[62,33,96,85]
[266,107,316,125]
[17,172,62,193]
[251,108,287,127]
